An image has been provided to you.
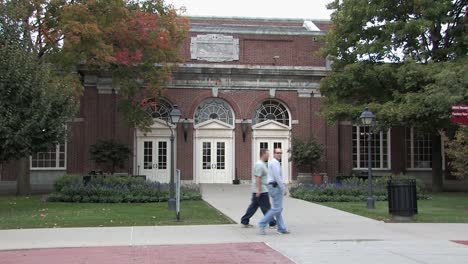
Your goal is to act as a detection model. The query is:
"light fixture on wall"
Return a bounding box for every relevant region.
[241,119,249,142]
[182,118,189,142]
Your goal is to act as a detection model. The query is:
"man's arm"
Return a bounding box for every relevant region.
[255,176,262,197]
[272,161,286,195]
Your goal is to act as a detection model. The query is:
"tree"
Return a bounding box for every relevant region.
[2,0,188,130]
[0,30,80,194]
[320,0,467,191]
[1,0,187,193]
[89,140,131,174]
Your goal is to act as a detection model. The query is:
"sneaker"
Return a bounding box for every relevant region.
[269,225,277,229]
[277,230,290,235]
[242,224,254,228]
[258,228,266,235]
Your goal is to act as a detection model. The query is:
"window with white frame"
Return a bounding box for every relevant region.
[30,143,66,169]
[406,128,432,169]
[352,126,390,169]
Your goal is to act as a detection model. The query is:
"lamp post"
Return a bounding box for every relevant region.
[360,106,376,209]
[167,105,182,211]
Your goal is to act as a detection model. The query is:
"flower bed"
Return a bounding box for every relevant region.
[290,176,429,202]
[47,174,202,203]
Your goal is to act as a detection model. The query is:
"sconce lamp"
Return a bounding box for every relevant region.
[241,119,249,142]
[182,118,189,142]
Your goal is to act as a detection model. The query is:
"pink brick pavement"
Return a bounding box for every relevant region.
[0,242,293,264]
[453,240,468,246]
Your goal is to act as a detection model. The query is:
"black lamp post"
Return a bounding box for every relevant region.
[167,105,182,211]
[360,106,376,209]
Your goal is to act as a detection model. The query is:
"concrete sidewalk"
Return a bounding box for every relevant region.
[201,184,468,264]
[0,184,467,264]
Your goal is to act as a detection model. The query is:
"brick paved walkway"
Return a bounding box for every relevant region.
[453,240,468,246]
[0,242,293,264]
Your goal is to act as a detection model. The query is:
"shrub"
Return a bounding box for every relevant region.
[289,137,324,171]
[47,175,202,203]
[290,175,429,203]
[89,140,131,174]
[53,174,82,192]
[445,127,468,179]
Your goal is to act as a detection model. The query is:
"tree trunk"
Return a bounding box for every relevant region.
[431,133,443,192]
[16,157,31,195]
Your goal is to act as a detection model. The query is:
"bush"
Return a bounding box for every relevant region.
[290,175,429,203]
[47,175,202,203]
[89,140,131,174]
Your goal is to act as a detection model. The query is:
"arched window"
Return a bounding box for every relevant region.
[253,100,290,126]
[194,98,233,125]
[146,99,172,122]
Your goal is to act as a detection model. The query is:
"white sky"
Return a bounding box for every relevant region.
[168,0,333,20]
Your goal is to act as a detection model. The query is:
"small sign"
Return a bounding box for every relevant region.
[451,105,468,125]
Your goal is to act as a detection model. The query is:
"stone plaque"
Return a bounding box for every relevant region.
[190,34,239,62]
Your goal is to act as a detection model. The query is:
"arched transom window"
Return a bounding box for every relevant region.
[146,99,172,122]
[194,98,233,125]
[253,100,290,126]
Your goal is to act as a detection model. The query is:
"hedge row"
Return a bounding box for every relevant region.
[47,174,202,203]
[290,176,430,203]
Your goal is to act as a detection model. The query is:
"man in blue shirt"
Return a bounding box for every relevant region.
[258,148,289,235]
[240,149,276,228]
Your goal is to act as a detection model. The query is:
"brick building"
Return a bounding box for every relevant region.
[1,17,441,192]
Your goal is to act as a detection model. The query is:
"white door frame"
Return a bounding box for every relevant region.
[193,119,235,184]
[252,120,292,183]
[135,119,176,182]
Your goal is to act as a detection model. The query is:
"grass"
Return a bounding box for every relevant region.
[0,195,233,229]
[319,192,468,223]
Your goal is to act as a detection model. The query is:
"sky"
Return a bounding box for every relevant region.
[168,0,334,20]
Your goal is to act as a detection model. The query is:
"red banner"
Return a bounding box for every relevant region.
[451,105,468,125]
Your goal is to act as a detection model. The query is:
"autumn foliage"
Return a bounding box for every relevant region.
[2,0,188,129]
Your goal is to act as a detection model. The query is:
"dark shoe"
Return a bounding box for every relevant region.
[242,224,254,228]
[277,230,290,235]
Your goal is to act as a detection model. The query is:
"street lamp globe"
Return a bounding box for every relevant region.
[169,105,182,124]
[360,106,375,126]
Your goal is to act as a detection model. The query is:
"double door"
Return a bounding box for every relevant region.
[255,138,290,183]
[198,139,232,183]
[138,138,171,183]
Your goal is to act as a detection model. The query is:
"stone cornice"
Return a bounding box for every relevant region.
[189,24,326,36]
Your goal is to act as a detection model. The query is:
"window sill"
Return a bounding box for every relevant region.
[30,168,66,171]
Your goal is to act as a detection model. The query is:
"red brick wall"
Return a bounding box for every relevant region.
[179,33,325,66]
[339,124,353,175]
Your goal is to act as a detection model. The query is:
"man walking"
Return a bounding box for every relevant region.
[240,149,276,228]
[258,148,289,235]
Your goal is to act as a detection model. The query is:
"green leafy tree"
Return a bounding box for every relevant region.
[320,0,467,190]
[89,140,131,174]
[0,27,80,194]
[289,138,324,172]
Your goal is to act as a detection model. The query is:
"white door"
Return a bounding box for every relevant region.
[255,139,290,183]
[199,139,231,183]
[137,138,170,183]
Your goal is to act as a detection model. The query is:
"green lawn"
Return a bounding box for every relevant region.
[319,192,468,223]
[0,196,233,229]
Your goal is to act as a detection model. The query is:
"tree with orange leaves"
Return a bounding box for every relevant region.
[3,0,188,130]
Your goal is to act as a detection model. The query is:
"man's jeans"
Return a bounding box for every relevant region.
[241,192,276,227]
[258,185,287,232]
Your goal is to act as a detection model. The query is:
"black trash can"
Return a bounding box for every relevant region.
[387,179,418,219]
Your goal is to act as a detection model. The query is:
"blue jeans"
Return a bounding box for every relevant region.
[258,185,287,232]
